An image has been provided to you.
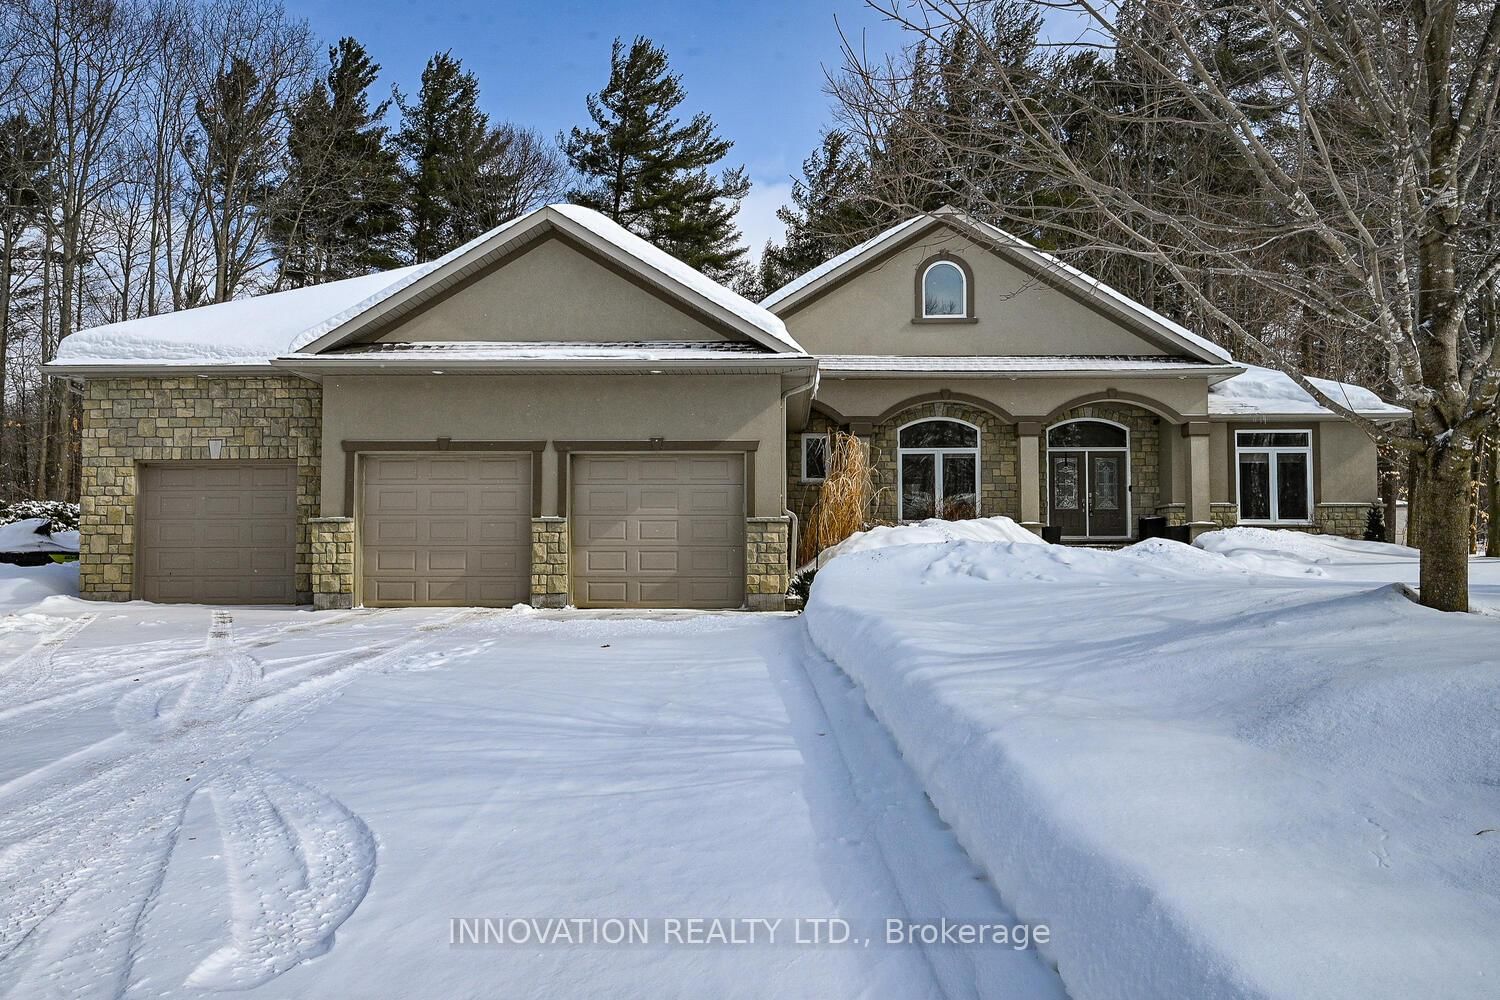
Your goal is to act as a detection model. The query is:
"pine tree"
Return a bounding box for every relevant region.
[563,36,748,280]
[273,38,403,285]
[754,130,881,298]
[395,52,517,262]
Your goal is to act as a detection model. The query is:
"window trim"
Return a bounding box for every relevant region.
[896,417,982,521]
[1234,429,1314,525]
[913,253,977,323]
[800,432,830,482]
[1044,417,1132,540]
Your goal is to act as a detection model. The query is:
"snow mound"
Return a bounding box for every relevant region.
[817,516,1045,564]
[804,535,1500,1000]
[0,517,80,553]
[0,562,78,608]
[1209,364,1406,417]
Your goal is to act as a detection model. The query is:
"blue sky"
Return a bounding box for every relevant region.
[292,0,913,258]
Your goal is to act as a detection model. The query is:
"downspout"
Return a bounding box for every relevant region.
[780,367,819,579]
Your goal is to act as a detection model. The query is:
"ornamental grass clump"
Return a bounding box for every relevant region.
[802,431,882,565]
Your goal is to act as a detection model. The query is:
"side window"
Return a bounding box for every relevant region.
[1235,430,1312,523]
[801,433,830,482]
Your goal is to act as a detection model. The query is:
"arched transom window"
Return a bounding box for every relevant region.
[1046,418,1130,538]
[898,418,979,521]
[921,260,968,318]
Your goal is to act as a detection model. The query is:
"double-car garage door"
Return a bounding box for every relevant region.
[133,451,746,609]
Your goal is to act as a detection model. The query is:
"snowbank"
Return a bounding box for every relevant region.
[805,535,1500,1000]
[0,561,78,608]
[0,518,80,554]
[1209,363,1406,417]
[815,515,1044,565]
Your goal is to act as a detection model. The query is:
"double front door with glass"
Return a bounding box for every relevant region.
[1048,450,1127,538]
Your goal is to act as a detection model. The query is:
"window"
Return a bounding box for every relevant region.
[801,433,830,482]
[1235,430,1312,523]
[897,418,979,521]
[921,260,967,318]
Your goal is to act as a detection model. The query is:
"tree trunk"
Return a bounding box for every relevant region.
[1413,458,1472,612]
[1488,434,1500,556]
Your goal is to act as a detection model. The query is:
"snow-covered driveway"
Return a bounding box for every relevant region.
[0,593,1064,999]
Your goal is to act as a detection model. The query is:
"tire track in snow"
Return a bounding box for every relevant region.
[0,607,486,999]
[0,608,387,731]
[0,614,96,700]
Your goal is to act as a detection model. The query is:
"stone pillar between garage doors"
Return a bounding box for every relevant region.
[309,517,355,610]
[530,516,569,608]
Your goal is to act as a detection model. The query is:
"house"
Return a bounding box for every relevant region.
[47,204,1405,611]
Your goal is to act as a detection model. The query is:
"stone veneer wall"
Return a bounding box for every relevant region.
[309,517,354,609]
[786,411,840,551]
[869,400,1018,524]
[531,517,569,608]
[80,377,321,602]
[1037,402,1161,531]
[1161,502,1364,538]
[746,516,790,610]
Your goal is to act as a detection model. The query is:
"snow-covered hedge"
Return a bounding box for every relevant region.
[0,499,80,533]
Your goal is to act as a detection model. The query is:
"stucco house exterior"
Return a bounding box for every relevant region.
[48,204,1405,611]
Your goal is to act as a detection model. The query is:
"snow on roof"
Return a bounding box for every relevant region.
[817,354,1225,375]
[760,216,927,309]
[53,266,425,367]
[53,204,802,370]
[550,204,801,353]
[1210,364,1407,418]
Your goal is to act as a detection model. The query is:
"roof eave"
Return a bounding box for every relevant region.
[43,361,285,378]
[269,354,816,376]
[819,363,1244,380]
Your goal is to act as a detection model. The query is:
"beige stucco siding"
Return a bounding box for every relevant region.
[782,230,1173,357]
[372,237,737,344]
[319,374,786,517]
[813,376,1211,423]
[1209,420,1379,505]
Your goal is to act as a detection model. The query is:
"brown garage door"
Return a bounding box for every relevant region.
[571,453,745,609]
[137,462,298,604]
[360,453,531,607]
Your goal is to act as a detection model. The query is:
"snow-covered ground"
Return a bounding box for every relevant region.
[0,588,1062,998]
[806,526,1500,1000]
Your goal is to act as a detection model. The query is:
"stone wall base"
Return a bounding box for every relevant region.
[309,517,355,609]
[530,517,569,607]
[746,516,790,609]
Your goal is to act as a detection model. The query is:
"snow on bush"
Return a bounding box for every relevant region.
[0,499,80,532]
[805,534,1500,1000]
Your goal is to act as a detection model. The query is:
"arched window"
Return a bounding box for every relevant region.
[898,418,979,521]
[1046,419,1130,538]
[921,260,968,318]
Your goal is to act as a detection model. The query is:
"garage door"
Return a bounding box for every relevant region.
[571,453,745,609]
[360,453,530,607]
[137,462,298,604]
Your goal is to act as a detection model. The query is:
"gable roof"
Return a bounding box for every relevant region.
[50,204,803,373]
[761,207,1234,366]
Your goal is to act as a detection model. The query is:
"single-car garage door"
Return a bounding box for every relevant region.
[571,453,745,609]
[360,453,531,607]
[137,462,298,604]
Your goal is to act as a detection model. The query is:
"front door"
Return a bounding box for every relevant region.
[1087,453,1127,536]
[1048,451,1128,538]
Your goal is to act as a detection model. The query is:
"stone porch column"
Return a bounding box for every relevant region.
[1183,421,1213,538]
[746,516,790,612]
[1017,421,1043,533]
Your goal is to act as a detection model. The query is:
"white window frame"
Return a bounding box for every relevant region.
[896,417,981,521]
[1234,429,1314,525]
[800,432,830,482]
[921,260,968,319]
[1044,417,1132,540]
